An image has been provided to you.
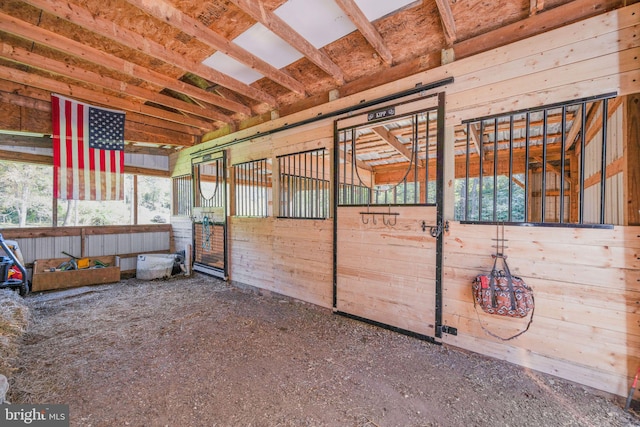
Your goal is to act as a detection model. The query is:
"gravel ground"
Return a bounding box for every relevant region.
[5,274,640,426]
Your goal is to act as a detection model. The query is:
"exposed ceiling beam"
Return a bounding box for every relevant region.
[434,0,457,44]
[0,65,212,130]
[370,126,413,162]
[229,0,345,84]
[530,0,545,15]
[20,0,276,106]
[468,124,482,156]
[124,0,306,95]
[0,43,232,124]
[0,12,251,115]
[0,134,51,148]
[337,147,373,172]
[334,0,393,65]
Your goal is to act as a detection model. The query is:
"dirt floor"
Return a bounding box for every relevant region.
[6,274,640,426]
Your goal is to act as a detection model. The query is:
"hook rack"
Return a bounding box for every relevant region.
[360,206,399,226]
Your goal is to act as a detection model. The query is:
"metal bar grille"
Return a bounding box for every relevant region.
[172,174,192,217]
[278,149,329,219]
[195,158,225,209]
[458,93,617,226]
[233,159,271,217]
[337,109,438,206]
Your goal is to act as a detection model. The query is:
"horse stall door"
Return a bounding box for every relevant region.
[192,152,228,279]
[334,93,444,340]
[335,206,438,338]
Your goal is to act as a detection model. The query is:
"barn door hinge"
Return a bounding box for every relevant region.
[437,325,458,336]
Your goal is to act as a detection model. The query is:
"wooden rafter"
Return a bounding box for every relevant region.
[20,0,276,106]
[434,0,457,44]
[0,64,212,131]
[370,126,414,163]
[334,0,393,65]
[0,12,251,116]
[338,148,373,172]
[0,43,232,124]
[229,0,345,84]
[124,0,305,96]
[468,124,482,156]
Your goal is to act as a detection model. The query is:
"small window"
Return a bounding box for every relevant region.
[455,94,620,226]
[278,149,330,219]
[172,174,192,217]
[233,159,272,217]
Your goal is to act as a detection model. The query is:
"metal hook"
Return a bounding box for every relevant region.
[372,214,377,225]
[361,214,369,224]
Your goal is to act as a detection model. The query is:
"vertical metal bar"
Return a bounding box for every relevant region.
[304,153,308,217]
[351,129,356,205]
[559,106,567,223]
[600,98,608,224]
[435,91,446,338]
[525,113,530,222]
[465,122,470,221]
[424,112,430,204]
[288,154,292,217]
[508,116,514,222]
[579,102,587,224]
[333,121,339,308]
[542,110,548,222]
[493,118,498,222]
[478,120,484,220]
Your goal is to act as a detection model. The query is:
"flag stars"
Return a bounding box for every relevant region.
[89,107,125,150]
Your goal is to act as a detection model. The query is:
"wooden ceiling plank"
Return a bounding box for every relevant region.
[334,0,393,65]
[434,0,457,44]
[0,42,232,124]
[454,0,621,59]
[229,0,345,84]
[0,12,251,115]
[0,64,211,131]
[124,0,306,95]
[19,0,276,106]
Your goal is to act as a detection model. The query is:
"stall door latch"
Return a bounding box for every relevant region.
[438,325,458,336]
[421,219,449,238]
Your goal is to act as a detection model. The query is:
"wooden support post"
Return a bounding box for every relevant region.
[625,94,640,225]
[133,174,138,225]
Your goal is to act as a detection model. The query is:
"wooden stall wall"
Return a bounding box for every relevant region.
[442,223,640,397]
[167,4,638,396]
[225,124,334,308]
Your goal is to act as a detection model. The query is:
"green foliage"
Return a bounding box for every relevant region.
[0,160,171,227]
[454,175,526,222]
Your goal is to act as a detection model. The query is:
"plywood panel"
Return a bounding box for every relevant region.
[442,221,640,397]
[336,205,438,337]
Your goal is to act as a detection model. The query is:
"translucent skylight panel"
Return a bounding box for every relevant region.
[354,0,417,21]
[274,0,356,49]
[202,52,263,85]
[234,23,303,69]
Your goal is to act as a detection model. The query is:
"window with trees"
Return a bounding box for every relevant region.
[454,94,621,226]
[233,159,272,217]
[0,160,170,227]
[278,149,329,219]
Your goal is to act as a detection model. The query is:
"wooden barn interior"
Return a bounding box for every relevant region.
[0,0,639,409]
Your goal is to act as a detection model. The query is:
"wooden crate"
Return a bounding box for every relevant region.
[31,256,121,292]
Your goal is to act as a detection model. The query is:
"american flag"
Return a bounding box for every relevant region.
[52,94,125,201]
